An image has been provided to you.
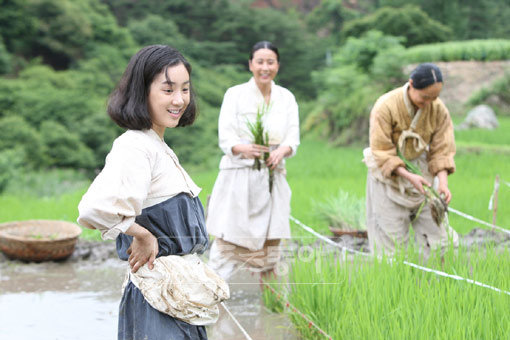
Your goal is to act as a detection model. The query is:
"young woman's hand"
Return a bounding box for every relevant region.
[125,223,159,273]
[232,144,269,159]
[266,146,292,170]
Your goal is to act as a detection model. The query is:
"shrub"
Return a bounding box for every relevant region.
[39,121,95,169]
[0,38,11,75]
[468,72,510,115]
[313,189,366,230]
[405,40,510,63]
[0,115,47,169]
[0,148,24,193]
[306,31,406,144]
[342,6,452,47]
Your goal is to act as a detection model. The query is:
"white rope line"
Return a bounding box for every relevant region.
[220,302,254,340]
[290,216,369,257]
[448,207,510,235]
[289,215,510,297]
[402,260,510,296]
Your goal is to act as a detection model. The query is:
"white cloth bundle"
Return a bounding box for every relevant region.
[126,253,230,325]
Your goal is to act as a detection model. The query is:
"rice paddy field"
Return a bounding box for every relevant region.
[264,244,510,339]
[259,117,510,339]
[1,117,509,339]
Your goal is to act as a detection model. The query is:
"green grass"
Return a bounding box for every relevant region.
[453,116,510,147]
[193,135,510,239]
[265,245,510,339]
[1,120,509,241]
[449,116,510,232]
[0,189,101,240]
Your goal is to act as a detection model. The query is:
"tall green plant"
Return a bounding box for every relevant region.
[313,189,366,230]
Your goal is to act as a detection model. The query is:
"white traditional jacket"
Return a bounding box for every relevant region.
[77,129,201,240]
[218,77,300,170]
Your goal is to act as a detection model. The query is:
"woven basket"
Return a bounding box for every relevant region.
[0,220,82,262]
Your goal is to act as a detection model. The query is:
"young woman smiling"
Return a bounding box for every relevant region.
[78,45,225,340]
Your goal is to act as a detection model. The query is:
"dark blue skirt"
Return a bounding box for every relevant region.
[116,193,209,340]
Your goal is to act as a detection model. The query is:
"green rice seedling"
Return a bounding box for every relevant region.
[274,242,510,339]
[260,277,285,314]
[313,189,366,230]
[246,102,274,192]
[397,147,447,226]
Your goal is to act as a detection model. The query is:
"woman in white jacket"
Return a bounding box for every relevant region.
[206,41,300,280]
[77,45,213,339]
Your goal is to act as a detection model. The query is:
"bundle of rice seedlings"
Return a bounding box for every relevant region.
[246,102,274,192]
[313,189,366,230]
[397,148,448,227]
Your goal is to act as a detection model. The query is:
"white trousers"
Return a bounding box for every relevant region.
[207,238,281,281]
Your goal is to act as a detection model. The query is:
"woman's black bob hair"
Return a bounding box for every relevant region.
[249,41,280,62]
[108,45,197,130]
[410,63,443,89]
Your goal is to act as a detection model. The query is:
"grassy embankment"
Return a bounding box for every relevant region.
[0,117,509,240]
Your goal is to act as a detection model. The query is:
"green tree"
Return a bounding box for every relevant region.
[20,0,134,69]
[0,38,11,75]
[103,0,325,98]
[379,0,510,40]
[0,64,119,170]
[128,15,186,48]
[306,31,406,144]
[40,121,95,169]
[26,0,94,68]
[0,115,47,169]
[306,0,360,44]
[0,0,37,53]
[342,5,452,47]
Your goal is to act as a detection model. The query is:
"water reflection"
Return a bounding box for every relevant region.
[0,259,299,340]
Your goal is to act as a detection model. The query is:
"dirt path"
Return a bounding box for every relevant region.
[405,60,510,114]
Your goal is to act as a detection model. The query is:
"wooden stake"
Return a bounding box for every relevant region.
[492,174,500,230]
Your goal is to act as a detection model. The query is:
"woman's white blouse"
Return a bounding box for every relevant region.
[218,77,300,168]
[77,129,201,240]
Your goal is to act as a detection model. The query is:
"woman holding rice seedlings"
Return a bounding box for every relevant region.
[363,63,459,259]
[206,41,300,280]
[77,45,228,340]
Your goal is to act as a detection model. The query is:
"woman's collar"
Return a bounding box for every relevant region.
[402,82,416,117]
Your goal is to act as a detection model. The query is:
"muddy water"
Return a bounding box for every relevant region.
[0,254,300,340]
